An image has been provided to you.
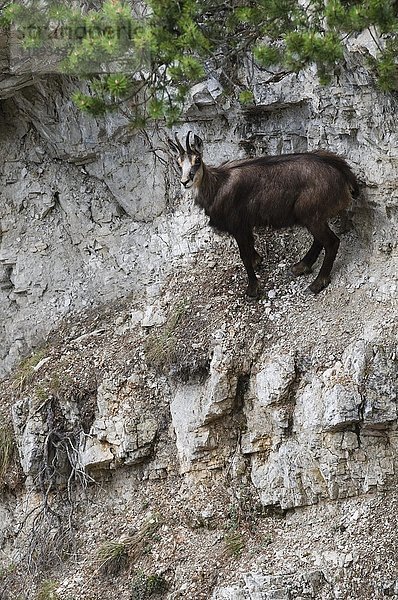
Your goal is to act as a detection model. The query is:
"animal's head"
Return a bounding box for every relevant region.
[168,131,204,191]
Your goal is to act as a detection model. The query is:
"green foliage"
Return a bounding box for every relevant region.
[97,540,129,575]
[130,571,168,599]
[144,300,190,371]
[254,44,282,68]
[239,89,254,104]
[224,531,245,557]
[4,0,398,124]
[106,73,131,96]
[377,48,398,90]
[94,513,164,578]
[13,348,48,391]
[72,91,108,115]
[35,580,58,600]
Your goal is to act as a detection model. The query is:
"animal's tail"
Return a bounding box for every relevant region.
[312,150,360,199]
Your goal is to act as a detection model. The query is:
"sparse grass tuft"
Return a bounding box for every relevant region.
[97,540,128,575]
[144,300,189,370]
[35,579,58,600]
[0,562,16,581]
[13,349,48,391]
[0,426,15,485]
[224,531,245,557]
[34,385,49,403]
[95,513,163,577]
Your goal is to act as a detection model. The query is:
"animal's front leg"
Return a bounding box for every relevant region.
[291,238,322,276]
[235,231,259,298]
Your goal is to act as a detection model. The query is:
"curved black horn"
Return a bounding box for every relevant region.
[174,132,184,154]
[186,131,192,153]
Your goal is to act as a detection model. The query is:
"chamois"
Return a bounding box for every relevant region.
[168,131,359,297]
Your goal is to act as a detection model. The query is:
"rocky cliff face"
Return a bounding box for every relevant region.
[0,38,397,600]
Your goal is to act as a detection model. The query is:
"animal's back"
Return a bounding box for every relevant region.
[221,151,358,229]
[310,150,359,198]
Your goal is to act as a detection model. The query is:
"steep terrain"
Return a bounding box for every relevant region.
[0,36,397,600]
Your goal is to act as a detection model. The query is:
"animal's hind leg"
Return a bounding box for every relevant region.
[235,230,259,297]
[291,238,323,277]
[306,223,340,294]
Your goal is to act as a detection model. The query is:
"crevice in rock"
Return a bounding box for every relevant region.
[353,423,362,449]
[280,355,301,440]
[234,373,250,414]
[0,264,14,291]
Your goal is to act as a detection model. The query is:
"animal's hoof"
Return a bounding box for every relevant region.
[307,277,331,294]
[291,261,312,277]
[246,285,260,299]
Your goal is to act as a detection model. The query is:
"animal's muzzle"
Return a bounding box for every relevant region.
[181,179,192,188]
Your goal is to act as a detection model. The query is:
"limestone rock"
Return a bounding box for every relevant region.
[170,345,239,472]
[245,340,397,509]
[242,352,296,455]
[79,435,114,470]
[141,304,167,328]
[254,352,296,408]
[321,375,362,432]
[361,345,398,428]
[1,33,398,600]
[88,379,159,467]
[212,569,330,599]
[11,397,45,477]
[189,78,223,108]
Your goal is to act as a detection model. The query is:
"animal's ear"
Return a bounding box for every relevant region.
[192,134,204,156]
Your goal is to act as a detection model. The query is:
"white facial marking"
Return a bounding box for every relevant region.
[180,156,194,188]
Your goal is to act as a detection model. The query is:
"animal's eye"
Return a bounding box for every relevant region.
[195,157,201,164]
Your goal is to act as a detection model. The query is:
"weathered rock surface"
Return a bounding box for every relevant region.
[0,35,397,600]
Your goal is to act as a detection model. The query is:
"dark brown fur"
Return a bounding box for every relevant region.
[169,133,359,296]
